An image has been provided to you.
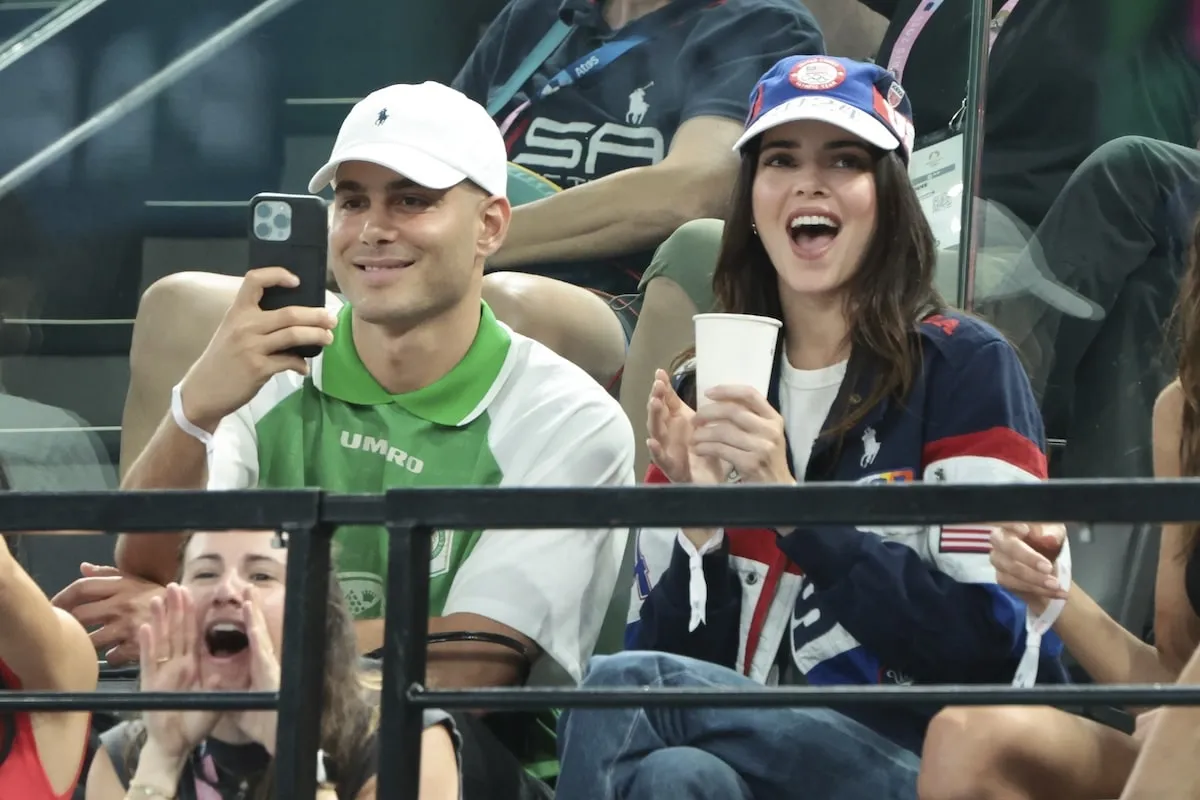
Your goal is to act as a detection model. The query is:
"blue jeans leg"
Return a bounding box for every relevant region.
[625,747,752,800]
[557,651,920,800]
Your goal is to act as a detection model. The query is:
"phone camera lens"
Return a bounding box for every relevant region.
[256,203,272,218]
[255,222,272,239]
[274,214,289,230]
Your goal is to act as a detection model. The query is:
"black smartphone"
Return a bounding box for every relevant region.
[249,192,329,358]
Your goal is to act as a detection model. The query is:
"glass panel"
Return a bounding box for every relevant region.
[967,0,1199,483]
[0,0,509,493]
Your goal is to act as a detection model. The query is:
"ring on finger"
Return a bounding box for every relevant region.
[156,656,171,665]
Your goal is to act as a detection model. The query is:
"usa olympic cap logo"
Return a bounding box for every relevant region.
[735,56,916,164]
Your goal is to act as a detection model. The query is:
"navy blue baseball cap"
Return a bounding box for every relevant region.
[735,56,916,163]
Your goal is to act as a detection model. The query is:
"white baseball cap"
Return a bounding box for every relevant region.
[307,82,508,198]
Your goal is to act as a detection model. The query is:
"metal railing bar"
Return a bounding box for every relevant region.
[285,97,360,105]
[274,522,334,799]
[0,684,1195,715]
[0,691,277,712]
[8,481,1200,532]
[378,521,433,800]
[0,1,64,10]
[322,493,387,526]
[379,481,1200,529]
[0,0,108,75]
[0,0,305,200]
[0,488,321,531]
[409,684,1200,711]
[143,200,247,208]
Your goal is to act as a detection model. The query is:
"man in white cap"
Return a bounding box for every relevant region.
[106,82,636,796]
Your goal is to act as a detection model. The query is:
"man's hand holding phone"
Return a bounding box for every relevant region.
[177,267,336,432]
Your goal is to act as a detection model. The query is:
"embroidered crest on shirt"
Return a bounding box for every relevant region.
[430,530,454,577]
[860,426,880,467]
[339,571,385,616]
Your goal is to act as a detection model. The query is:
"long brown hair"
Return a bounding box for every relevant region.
[1174,217,1200,557]
[682,136,943,438]
[123,533,373,799]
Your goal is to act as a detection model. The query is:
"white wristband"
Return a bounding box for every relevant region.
[170,382,215,455]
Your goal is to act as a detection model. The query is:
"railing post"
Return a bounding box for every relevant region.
[274,521,333,798]
[378,518,432,800]
[0,0,305,201]
[0,0,112,75]
[955,0,993,309]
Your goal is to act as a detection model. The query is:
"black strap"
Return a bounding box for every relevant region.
[366,631,534,682]
[427,631,533,660]
[367,630,532,660]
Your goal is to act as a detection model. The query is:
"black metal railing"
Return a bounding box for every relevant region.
[3,480,1200,797]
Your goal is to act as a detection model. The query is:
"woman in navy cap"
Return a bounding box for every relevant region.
[554,55,1069,800]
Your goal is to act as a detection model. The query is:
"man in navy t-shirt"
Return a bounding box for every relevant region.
[458,0,824,386]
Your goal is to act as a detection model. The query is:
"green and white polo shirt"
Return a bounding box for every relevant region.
[207,299,634,685]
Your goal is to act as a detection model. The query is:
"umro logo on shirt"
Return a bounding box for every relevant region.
[339,430,425,474]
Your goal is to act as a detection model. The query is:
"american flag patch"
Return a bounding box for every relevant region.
[939,526,993,554]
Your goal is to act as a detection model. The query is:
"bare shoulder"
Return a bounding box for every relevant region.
[1155,380,1185,440]
[1156,380,1185,419]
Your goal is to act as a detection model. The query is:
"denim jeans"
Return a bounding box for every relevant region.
[556,651,920,800]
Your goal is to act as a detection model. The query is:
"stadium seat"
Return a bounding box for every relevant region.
[594,528,637,656]
[1068,523,1159,647]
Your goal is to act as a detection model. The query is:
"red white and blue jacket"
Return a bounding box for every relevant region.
[627,311,1070,753]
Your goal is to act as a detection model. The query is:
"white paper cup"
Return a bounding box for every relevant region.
[693,313,782,408]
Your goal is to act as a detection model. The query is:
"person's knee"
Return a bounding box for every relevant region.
[481,272,543,337]
[626,747,746,799]
[1089,135,1151,164]
[1079,135,1158,184]
[642,218,724,312]
[919,707,1030,800]
[130,271,233,372]
[482,271,625,384]
[653,218,725,263]
[482,271,591,354]
[583,651,678,688]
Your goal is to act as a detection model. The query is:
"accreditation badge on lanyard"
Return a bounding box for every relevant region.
[889,0,1021,251]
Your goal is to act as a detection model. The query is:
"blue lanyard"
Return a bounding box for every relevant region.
[533,33,650,101]
[496,30,653,135]
[492,0,703,132]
